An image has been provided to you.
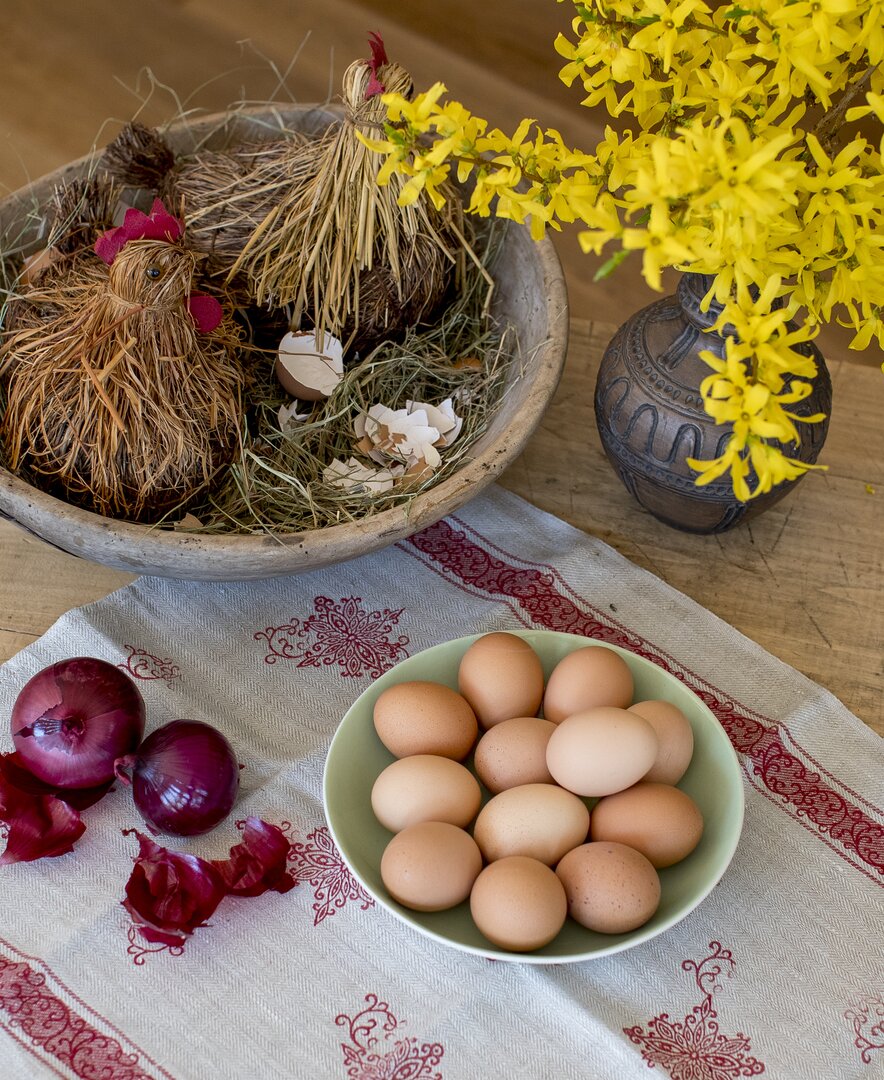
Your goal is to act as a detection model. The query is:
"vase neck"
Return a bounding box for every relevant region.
[676,273,723,330]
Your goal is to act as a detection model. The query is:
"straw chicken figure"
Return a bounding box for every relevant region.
[0,199,245,521]
[102,34,462,354]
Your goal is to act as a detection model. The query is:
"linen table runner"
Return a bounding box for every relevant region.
[0,487,881,1079]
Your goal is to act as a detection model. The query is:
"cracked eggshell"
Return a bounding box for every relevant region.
[275,331,344,400]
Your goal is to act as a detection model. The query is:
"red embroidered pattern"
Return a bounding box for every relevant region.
[0,939,173,1078]
[255,596,409,677]
[288,825,375,925]
[625,942,765,1079]
[118,646,180,685]
[404,520,884,882]
[845,994,884,1064]
[336,994,444,1079]
[125,924,185,967]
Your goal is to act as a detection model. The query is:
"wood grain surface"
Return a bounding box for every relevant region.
[0,1,881,732]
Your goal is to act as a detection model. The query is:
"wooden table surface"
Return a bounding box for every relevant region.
[0,0,881,734]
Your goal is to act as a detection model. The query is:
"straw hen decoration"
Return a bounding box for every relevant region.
[102,34,462,354]
[0,197,245,521]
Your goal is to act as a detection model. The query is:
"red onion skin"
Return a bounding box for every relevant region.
[120,720,239,837]
[11,658,145,789]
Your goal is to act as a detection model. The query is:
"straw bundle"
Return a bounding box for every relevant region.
[0,238,245,520]
[224,52,462,351]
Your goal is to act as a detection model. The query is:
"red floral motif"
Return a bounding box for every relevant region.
[254,596,409,677]
[845,994,884,1064]
[404,520,884,884]
[0,939,174,1078]
[287,825,375,924]
[625,942,765,1079]
[118,645,181,686]
[125,923,185,967]
[336,993,444,1079]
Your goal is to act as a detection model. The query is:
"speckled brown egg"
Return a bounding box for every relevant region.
[628,699,694,785]
[373,681,478,760]
[545,706,658,797]
[590,781,704,868]
[472,783,590,866]
[470,855,568,951]
[371,755,482,833]
[555,841,661,934]
[473,716,557,793]
[458,633,545,729]
[542,646,634,724]
[380,821,483,912]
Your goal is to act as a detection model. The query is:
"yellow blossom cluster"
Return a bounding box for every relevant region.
[360,0,884,499]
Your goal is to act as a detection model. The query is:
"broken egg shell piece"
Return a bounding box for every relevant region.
[359,404,444,468]
[323,457,405,495]
[277,401,312,432]
[408,398,464,448]
[276,331,344,401]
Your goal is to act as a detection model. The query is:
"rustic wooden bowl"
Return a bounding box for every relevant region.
[0,106,568,581]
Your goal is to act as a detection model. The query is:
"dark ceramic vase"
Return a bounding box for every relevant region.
[594,274,832,533]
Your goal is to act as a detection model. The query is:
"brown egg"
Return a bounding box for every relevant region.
[556,842,661,934]
[380,821,483,912]
[542,646,634,724]
[628,700,695,785]
[472,783,590,866]
[545,707,658,797]
[458,633,545,729]
[371,755,482,832]
[473,716,556,793]
[590,782,704,868]
[373,681,478,760]
[470,856,567,951]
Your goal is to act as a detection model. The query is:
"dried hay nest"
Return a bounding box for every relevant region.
[0,237,245,520]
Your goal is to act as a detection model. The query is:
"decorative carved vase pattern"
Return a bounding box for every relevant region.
[594,274,832,533]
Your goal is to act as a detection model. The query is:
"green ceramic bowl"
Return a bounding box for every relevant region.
[323,630,744,963]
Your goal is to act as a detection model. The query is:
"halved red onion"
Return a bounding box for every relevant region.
[116,719,239,836]
[11,658,145,789]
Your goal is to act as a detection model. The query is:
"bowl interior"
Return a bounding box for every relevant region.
[323,629,745,963]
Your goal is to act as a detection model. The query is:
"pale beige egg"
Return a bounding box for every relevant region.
[458,632,545,729]
[556,842,661,934]
[545,706,658,797]
[371,755,482,833]
[373,680,478,760]
[470,855,568,951]
[380,821,483,912]
[472,782,590,866]
[473,716,557,793]
[628,699,695,785]
[542,646,634,724]
[590,782,704,868]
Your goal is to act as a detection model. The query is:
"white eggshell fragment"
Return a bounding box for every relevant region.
[276,330,344,400]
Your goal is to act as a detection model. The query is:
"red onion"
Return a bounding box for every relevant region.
[11,658,145,789]
[115,720,239,836]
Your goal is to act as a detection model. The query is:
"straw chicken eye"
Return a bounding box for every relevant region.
[145,266,162,280]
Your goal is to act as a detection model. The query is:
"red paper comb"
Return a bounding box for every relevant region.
[365,31,388,98]
[95,198,183,265]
